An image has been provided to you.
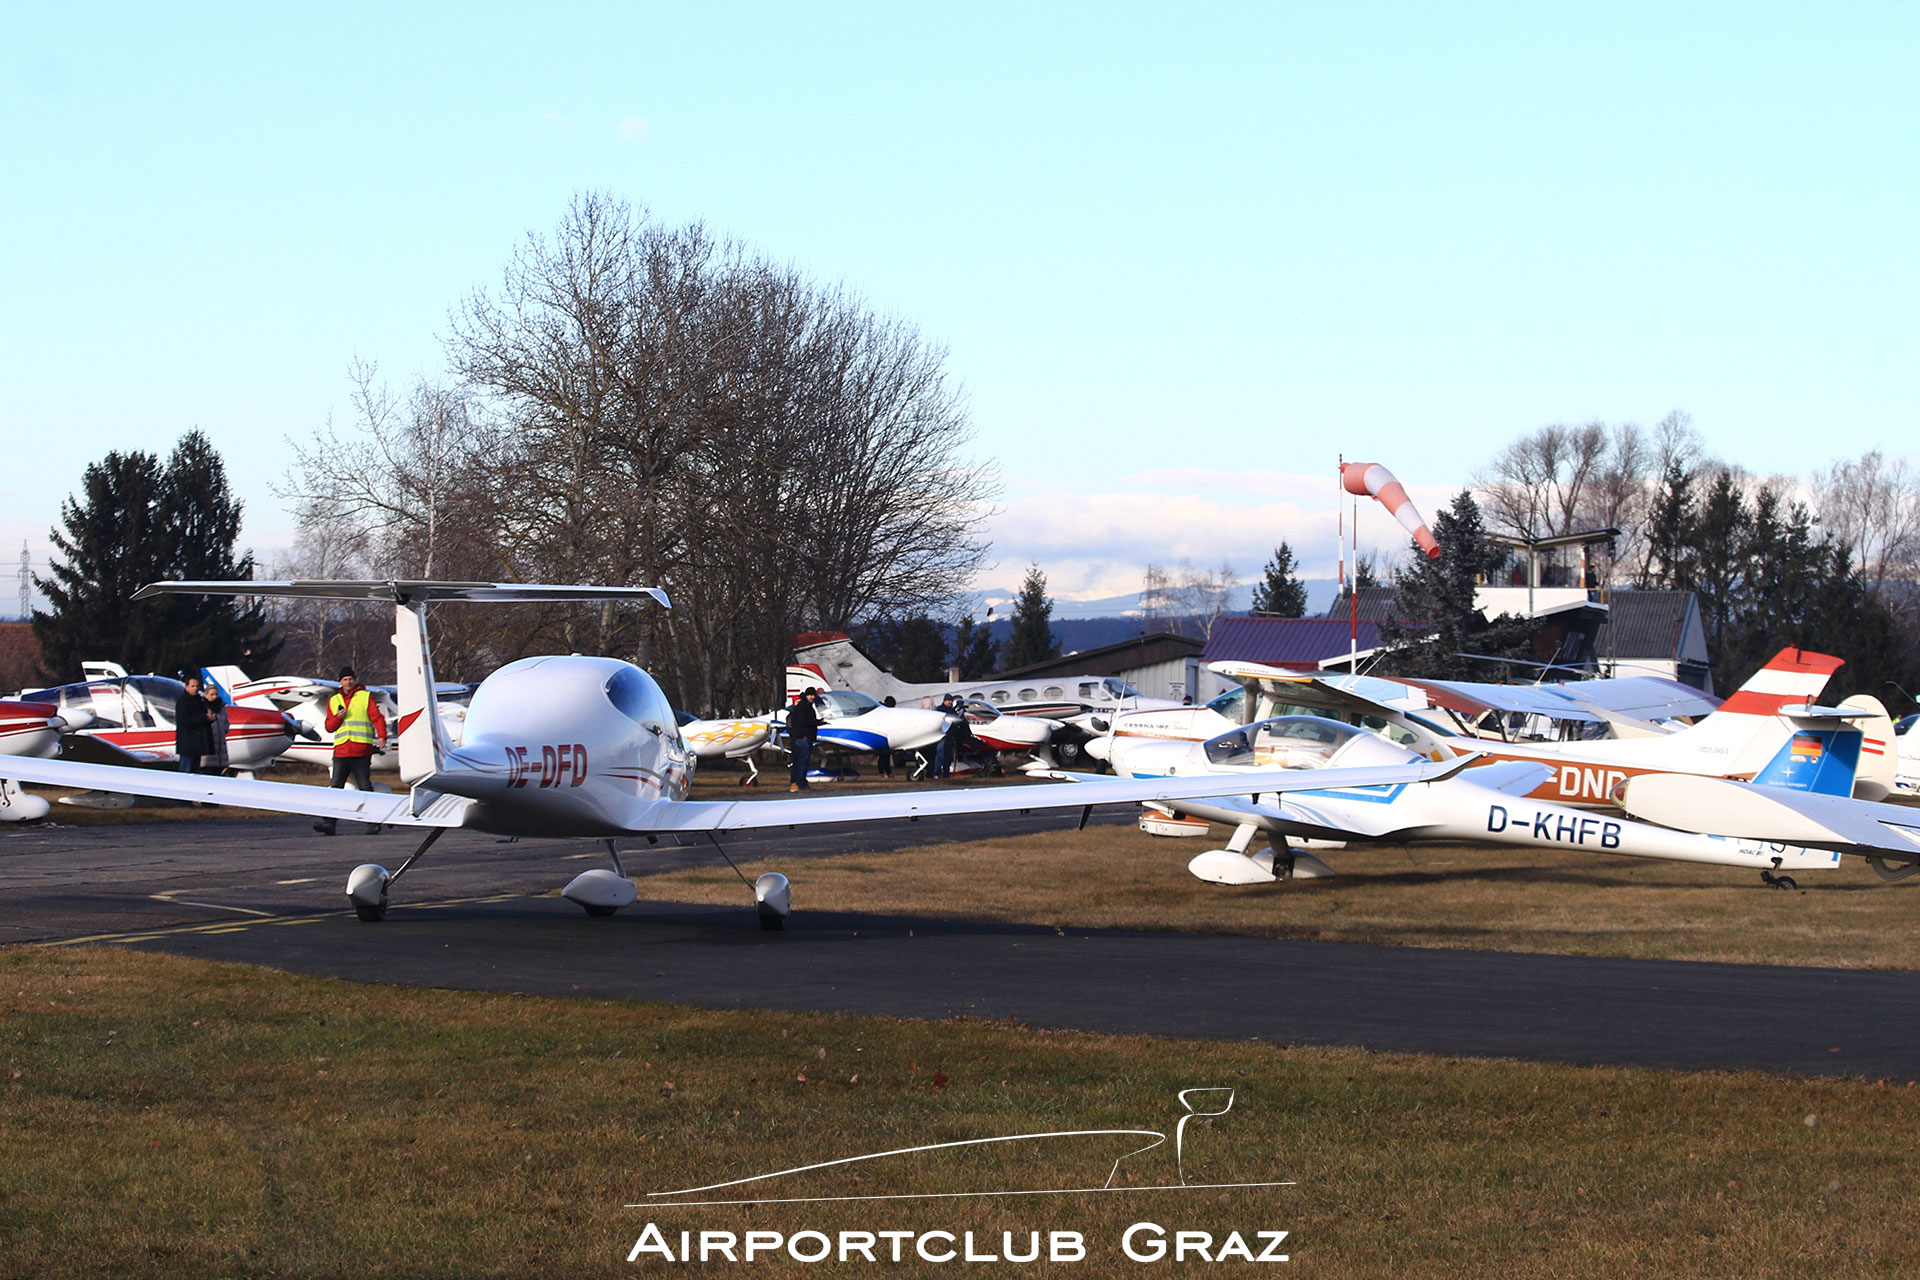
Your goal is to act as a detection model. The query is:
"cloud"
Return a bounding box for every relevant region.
[615,115,652,144]
[971,469,1460,598]
[538,109,572,128]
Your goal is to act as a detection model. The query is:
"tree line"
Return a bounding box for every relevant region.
[1375,415,1918,698]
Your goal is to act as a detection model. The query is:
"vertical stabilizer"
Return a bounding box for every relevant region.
[789,634,917,702]
[1840,693,1897,801]
[1650,648,1842,776]
[393,598,453,786]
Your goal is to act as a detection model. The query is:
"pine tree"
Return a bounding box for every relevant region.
[1004,564,1061,668]
[153,432,279,673]
[1644,458,1697,589]
[33,450,170,680]
[1379,490,1529,678]
[33,433,278,681]
[1250,543,1309,617]
[951,615,998,679]
[861,613,948,683]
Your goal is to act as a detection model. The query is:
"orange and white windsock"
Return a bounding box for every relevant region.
[1341,461,1441,559]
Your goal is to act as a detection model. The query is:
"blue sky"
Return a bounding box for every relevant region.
[4,2,1915,608]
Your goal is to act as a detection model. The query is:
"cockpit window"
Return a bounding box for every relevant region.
[960,698,998,723]
[814,690,879,720]
[131,676,188,703]
[673,709,699,727]
[1104,678,1138,699]
[605,666,656,722]
[1202,716,1364,769]
[1206,686,1247,723]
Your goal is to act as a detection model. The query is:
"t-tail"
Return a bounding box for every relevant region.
[133,578,670,801]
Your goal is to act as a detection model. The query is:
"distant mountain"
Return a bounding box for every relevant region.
[963,577,1341,622]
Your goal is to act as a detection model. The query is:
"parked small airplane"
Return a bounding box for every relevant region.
[15,664,297,773]
[206,665,481,772]
[1105,712,1860,889]
[675,712,773,784]
[0,580,1473,927]
[788,632,1182,760]
[0,699,71,821]
[1621,771,1920,883]
[1091,649,1897,806]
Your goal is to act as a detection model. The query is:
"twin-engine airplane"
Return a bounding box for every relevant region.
[0,580,1477,926]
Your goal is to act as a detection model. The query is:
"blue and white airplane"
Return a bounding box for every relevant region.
[1104,711,1880,890]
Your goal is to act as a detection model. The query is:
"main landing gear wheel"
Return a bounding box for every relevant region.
[1760,868,1797,891]
[754,872,791,931]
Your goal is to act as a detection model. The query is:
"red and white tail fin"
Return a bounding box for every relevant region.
[1840,693,1897,801]
[1651,648,1843,777]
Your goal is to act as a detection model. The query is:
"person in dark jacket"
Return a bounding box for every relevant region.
[173,675,215,773]
[786,687,821,792]
[933,694,974,780]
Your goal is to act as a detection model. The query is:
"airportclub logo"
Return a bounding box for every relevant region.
[625,1089,1294,1266]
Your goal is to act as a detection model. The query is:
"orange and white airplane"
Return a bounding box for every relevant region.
[1094,649,1896,807]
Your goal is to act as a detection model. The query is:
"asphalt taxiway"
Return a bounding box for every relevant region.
[9,813,1920,1079]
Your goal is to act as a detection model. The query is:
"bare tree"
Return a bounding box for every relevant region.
[1814,449,1920,596]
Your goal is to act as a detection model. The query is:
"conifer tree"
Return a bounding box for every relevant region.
[34,432,277,680]
[1004,564,1061,668]
[1250,542,1309,617]
[951,615,998,679]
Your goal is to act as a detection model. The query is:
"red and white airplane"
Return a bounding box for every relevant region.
[14,664,298,774]
[0,580,1474,925]
[0,699,71,821]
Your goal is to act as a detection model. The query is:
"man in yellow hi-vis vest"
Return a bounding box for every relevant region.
[313,665,388,836]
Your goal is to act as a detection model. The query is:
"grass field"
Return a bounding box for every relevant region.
[4,944,1917,1278]
[634,819,1920,970]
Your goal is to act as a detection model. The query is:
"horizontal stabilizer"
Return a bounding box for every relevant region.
[1621,773,1920,859]
[133,580,671,608]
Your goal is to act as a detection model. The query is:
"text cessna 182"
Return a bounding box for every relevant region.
[0,580,1475,926]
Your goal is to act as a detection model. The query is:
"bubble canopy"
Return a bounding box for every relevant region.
[1201,716,1372,770]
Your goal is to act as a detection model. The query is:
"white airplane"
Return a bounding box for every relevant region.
[1090,648,1898,807]
[0,699,72,821]
[15,665,298,774]
[1621,772,1920,884]
[675,712,773,785]
[206,665,481,773]
[789,633,1183,761]
[771,689,957,779]
[0,580,1473,926]
[1106,712,1862,890]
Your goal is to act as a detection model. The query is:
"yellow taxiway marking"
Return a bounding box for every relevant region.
[40,892,538,947]
[274,877,319,885]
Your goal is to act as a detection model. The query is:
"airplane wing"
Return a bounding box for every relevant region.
[1620,773,1920,863]
[0,756,472,827]
[58,736,160,767]
[624,755,1481,834]
[1208,662,1433,719]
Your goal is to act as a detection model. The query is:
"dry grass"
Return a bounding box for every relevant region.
[636,822,1920,970]
[4,944,1918,1278]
